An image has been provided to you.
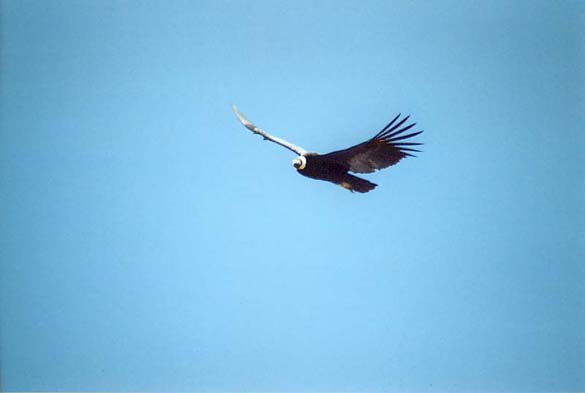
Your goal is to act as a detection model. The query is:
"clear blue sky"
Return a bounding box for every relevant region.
[1,0,584,391]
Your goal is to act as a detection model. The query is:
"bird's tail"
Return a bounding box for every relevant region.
[338,174,377,193]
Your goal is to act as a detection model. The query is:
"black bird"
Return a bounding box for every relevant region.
[232,105,423,193]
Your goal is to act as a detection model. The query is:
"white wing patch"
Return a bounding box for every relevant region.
[348,154,378,173]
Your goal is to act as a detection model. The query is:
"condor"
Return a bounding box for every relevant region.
[232,105,423,193]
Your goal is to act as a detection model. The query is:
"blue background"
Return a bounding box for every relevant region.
[1,1,584,391]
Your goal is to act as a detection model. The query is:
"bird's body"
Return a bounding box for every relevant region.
[295,153,377,193]
[232,106,423,193]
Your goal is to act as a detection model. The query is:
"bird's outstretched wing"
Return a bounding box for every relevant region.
[319,114,423,173]
[232,105,308,156]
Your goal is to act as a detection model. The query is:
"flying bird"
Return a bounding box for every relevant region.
[232,105,423,193]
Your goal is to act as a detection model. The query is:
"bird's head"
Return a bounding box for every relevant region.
[292,155,307,170]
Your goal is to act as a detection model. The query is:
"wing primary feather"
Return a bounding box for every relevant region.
[384,122,417,139]
[398,147,421,152]
[381,115,411,136]
[373,113,401,139]
[394,142,423,146]
[390,130,424,142]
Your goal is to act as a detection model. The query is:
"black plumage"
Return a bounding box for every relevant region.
[233,106,423,193]
[295,153,378,193]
